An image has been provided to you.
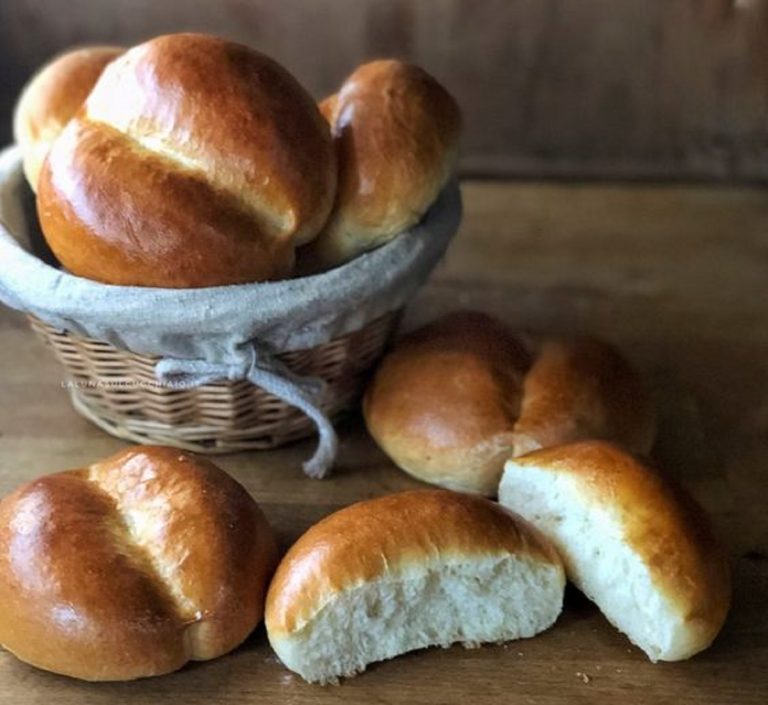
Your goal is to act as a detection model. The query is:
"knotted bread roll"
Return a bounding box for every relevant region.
[13,46,123,192]
[298,59,461,272]
[363,311,655,495]
[0,446,278,681]
[37,33,337,288]
[499,441,731,661]
[265,489,564,683]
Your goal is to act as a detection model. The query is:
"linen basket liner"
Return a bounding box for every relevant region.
[0,145,462,478]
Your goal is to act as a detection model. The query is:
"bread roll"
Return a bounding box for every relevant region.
[499,441,731,661]
[364,312,530,495]
[297,59,461,272]
[13,46,122,191]
[0,446,278,681]
[37,33,336,288]
[512,335,656,456]
[363,311,655,496]
[265,489,565,683]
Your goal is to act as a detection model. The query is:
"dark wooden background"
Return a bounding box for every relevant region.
[1,0,767,180]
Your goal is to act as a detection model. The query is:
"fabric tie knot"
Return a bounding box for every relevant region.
[155,343,337,479]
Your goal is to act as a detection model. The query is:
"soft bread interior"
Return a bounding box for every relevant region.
[499,463,697,661]
[270,554,564,684]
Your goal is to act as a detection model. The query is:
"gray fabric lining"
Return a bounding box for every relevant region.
[0,145,462,476]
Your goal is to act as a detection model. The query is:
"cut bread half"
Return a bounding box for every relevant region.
[265,490,565,683]
[499,441,730,662]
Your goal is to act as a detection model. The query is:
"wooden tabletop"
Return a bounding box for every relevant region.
[1,180,766,704]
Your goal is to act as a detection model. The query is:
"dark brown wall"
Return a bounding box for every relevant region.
[1,0,767,180]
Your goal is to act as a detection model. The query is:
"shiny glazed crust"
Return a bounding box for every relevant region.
[298,59,461,272]
[512,336,656,456]
[501,441,731,659]
[0,445,278,681]
[265,489,561,637]
[13,46,122,191]
[37,33,337,287]
[363,311,655,495]
[364,312,530,495]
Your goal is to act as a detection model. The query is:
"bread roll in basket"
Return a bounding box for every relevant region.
[0,35,462,478]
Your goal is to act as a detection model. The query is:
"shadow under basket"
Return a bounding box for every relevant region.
[28,312,399,453]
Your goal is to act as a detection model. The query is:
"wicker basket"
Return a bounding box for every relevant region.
[1,145,460,466]
[28,311,399,453]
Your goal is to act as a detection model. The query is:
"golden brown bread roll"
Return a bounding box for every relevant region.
[0,445,278,681]
[364,312,529,495]
[363,311,655,496]
[266,489,564,683]
[297,59,461,272]
[37,33,336,288]
[499,441,731,661]
[512,335,656,456]
[13,46,123,192]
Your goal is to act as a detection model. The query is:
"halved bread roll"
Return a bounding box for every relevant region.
[499,441,730,662]
[265,490,565,683]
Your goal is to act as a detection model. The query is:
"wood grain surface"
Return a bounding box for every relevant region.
[0,180,767,703]
[1,0,768,180]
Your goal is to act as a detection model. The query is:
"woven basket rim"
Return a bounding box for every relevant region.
[0,144,462,339]
[30,309,400,454]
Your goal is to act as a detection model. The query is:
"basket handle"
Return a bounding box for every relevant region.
[154,344,337,479]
